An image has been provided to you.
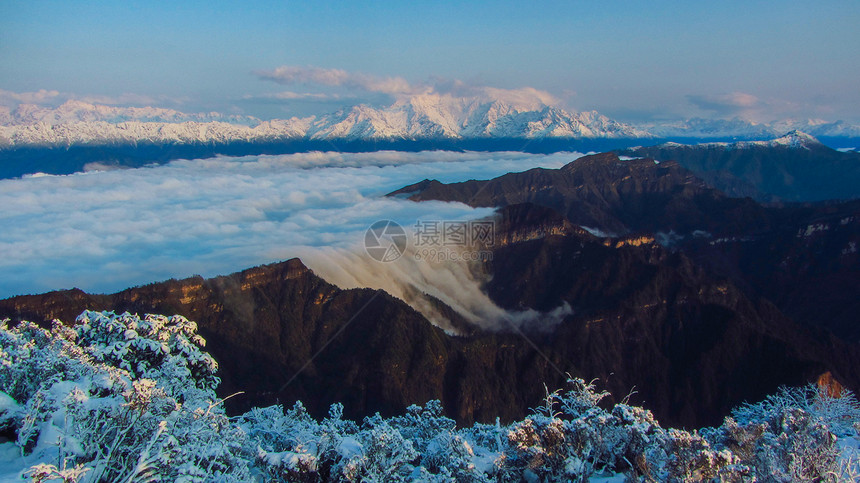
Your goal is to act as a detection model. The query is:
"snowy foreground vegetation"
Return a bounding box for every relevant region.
[1,311,859,482]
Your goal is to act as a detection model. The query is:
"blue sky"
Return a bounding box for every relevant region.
[1,0,858,122]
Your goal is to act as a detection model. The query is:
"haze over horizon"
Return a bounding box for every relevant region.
[1,1,858,124]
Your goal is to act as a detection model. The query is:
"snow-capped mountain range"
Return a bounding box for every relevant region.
[0,96,650,148]
[640,117,860,139]
[1,97,858,149]
[0,99,258,126]
[727,130,823,149]
[655,130,826,151]
[298,94,651,140]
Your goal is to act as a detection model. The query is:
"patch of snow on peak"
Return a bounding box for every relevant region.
[768,130,821,148]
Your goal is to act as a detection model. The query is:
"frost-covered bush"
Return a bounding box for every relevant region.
[0,311,250,482]
[74,310,220,403]
[238,402,422,482]
[731,383,860,438]
[499,379,742,481]
[702,384,860,482]
[388,400,496,481]
[2,311,858,482]
[0,320,88,407]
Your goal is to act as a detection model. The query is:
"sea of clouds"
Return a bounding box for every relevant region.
[1,150,582,328]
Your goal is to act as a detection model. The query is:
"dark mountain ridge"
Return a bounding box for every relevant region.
[389,151,860,342]
[2,230,857,429]
[391,152,770,236]
[620,132,860,202]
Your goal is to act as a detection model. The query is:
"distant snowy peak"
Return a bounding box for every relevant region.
[721,130,824,150]
[766,130,823,148]
[0,119,314,149]
[769,119,860,138]
[0,100,311,148]
[652,130,826,152]
[642,118,776,139]
[641,117,860,139]
[2,100,261,126]
[305,95,651,140]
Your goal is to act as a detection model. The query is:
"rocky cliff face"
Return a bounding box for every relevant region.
[482,211,860,426]
[680,200,860,341]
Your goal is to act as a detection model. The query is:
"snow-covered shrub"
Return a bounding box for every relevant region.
[732,383,860,438]
[664,429,740,481]
[238,402,328,481]
[239,402,421,482]
[74,310,220,404]
[24,461,90,482]
[702,383,860,482]
[3,311,859,481]
[387,400,455,454]
[388,400,494,481]
[356,415,419,481]
[0,320,89,407]
[501,380,626,480]
[500,378,754,481]
[0,311,250,482]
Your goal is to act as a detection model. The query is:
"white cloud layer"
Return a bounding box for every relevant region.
[0,89,61,105]
[242,91,344,102]
[686,92,761,116]
[0,89,188,115]
[0,151,580,328]
[255,65,559,108]
[256,66,424,96]
[682,91,830,122]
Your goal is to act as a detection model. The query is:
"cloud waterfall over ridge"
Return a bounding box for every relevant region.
[298,244,572,333]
